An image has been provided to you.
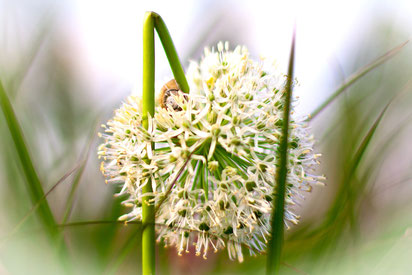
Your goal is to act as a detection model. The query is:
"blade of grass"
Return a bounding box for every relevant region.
[327,96,394,224]
[60,153,88,223]
[349,81,412,225]
[308,40,408,121]
[285,84,407,258]
[267,30,296,274]
[316,98,393,255]
[104,230,142,275]
[0,80,60,242]
[0,164,81,247]
[61,122,98,225]
[56,123,98,261]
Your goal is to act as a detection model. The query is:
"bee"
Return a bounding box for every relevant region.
[158,79,187,111]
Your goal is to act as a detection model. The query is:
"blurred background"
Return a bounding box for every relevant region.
[1,0,412,274]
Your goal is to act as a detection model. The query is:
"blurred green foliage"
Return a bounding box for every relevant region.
[1,9,412,275]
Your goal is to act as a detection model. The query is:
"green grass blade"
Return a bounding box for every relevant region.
[1,164,80,247]
[324,99,392,240]
[61,124,97,225]
[266,30,296,274]
[60,155,88,224]
[308,40,408,121]
[348,104,390,177]
[0,80,60,242]
[105,230,141,275]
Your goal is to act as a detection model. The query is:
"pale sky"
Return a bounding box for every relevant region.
[2,0,412,114]
[68,0,412,115]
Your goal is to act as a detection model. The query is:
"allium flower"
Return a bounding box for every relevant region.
[98,42,323,262]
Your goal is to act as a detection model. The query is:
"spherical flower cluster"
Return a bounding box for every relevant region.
[98,42,323,262]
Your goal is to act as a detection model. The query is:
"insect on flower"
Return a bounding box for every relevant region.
[98,41,324,262]
[158,79,188,111]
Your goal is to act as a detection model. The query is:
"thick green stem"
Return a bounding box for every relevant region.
[152,12,190,93]
[141,11,190,275]
[142,12,156,275]
[266,32,295,274]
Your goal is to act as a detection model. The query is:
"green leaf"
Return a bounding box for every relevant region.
[0,80,60,242]
[267,30,296,274]
[308,40,408,121]
[61,123,97,225]
[1,164,80,247]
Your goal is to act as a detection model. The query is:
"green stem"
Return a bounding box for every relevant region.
[141,11,190,275]
[266,32,295,274]
[142,12,156,275]
[152,12,190,93]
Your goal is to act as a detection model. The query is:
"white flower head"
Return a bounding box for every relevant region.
[98,42,323,262]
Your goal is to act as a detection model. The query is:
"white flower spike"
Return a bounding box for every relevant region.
[98,42,323,262]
